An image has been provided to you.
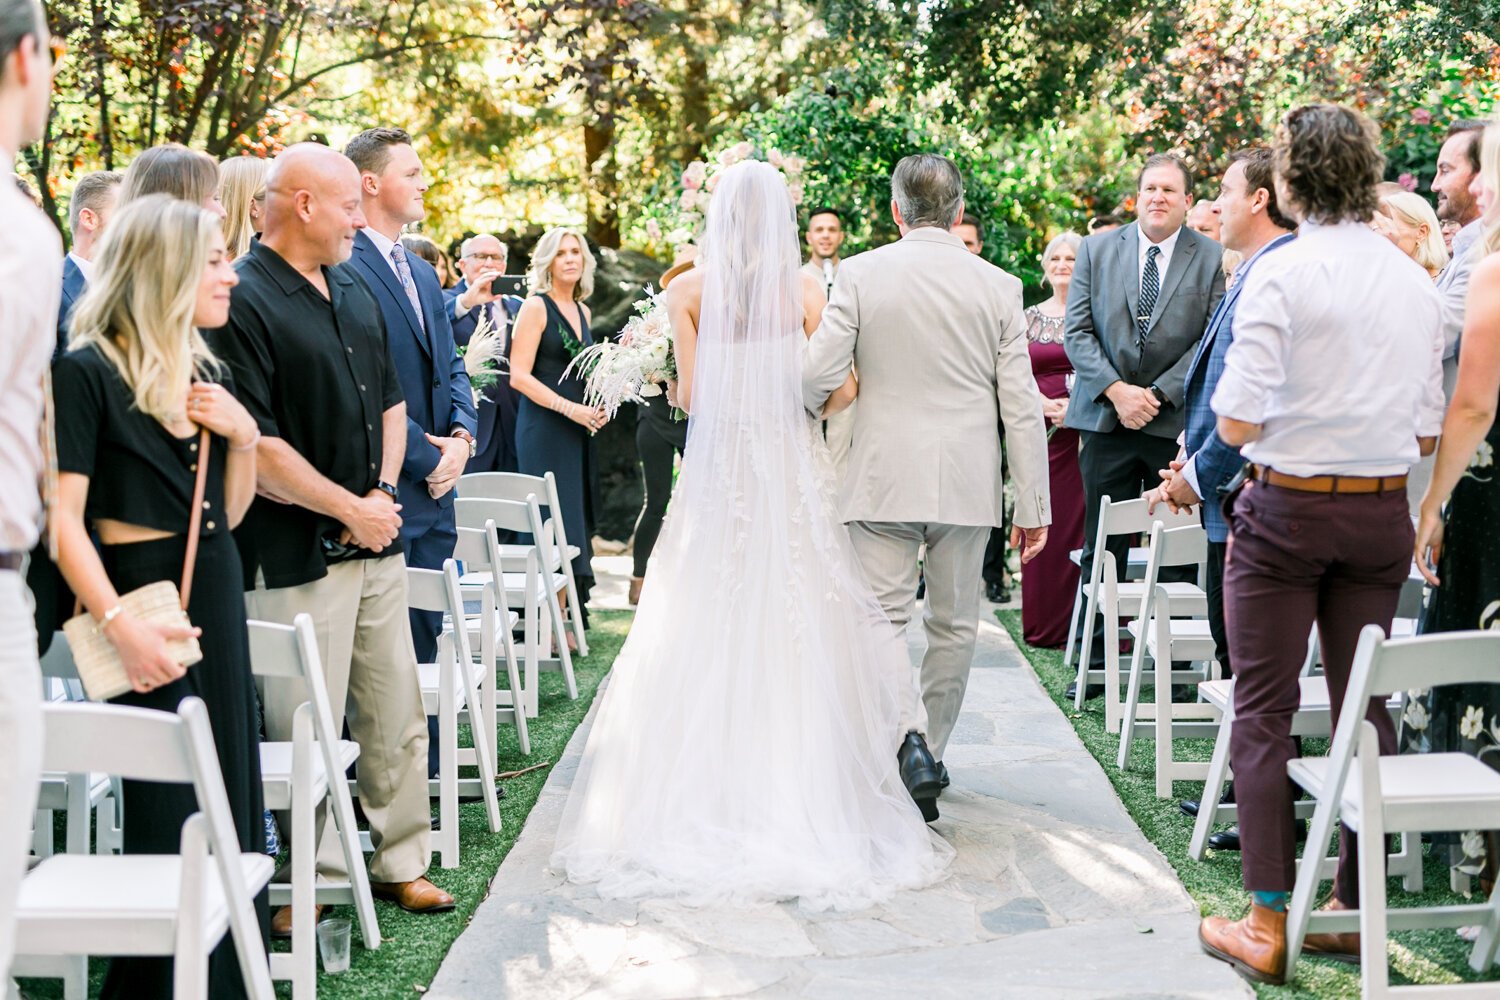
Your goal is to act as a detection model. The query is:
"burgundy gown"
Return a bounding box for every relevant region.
[1020,307,1085,648]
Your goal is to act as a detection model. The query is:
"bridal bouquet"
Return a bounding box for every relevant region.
[564,288,683,419]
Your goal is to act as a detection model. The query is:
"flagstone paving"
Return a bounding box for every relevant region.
[429,561,1251,999]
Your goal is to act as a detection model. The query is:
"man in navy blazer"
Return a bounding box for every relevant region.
[56,169,120,356]
[445,234,524,474]
[344,128,477,673]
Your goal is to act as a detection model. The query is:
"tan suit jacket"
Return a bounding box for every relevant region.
[803,227,1051,529]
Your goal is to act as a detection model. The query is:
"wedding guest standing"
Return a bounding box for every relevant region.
[1198,104,1446,984]
[54,195,268,999]
[802,208,855,478]
[345,127,476,678]
[1411,118,1500,890]
[1187,200,1223,242]
[58,170,121,352]
[1149,147,1296,840]
[1021,232,1085,648]
[219,155,268,260]
[119,142,227,219]
[0,3,59,986]
[1434,120,1487,370]
[1062,153,1224,699]
[447,234,524,474]
[509,227,607,627]
[1374,189,1448,279]
[212,143,448,932]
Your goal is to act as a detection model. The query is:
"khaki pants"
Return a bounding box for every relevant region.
[246,554,431,884]
[846,521,989,760]
[0,572,42,991]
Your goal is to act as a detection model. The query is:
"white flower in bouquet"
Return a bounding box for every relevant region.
[459,310,507,406]
[564,288,679,419]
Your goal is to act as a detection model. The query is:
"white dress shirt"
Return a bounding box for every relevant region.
[66,251,93,282]
[1138,225,1181,284]
[1211,221,1446,478]
[363,226,403,281]
[1,166,63,553]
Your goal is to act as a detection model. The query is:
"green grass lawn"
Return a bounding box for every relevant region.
[995,608,1499,998]
[18,610,631,1000]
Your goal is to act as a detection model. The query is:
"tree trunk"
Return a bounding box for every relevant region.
[584,116,619,247]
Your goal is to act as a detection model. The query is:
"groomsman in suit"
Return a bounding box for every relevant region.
[446,234,524,474]
[1148,147,1295,842]
[57,169,120,354]
[802,207,856,478]
[1062,153,1225,697]
[344,127,477,676]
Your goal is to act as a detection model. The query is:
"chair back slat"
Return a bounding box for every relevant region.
[245,619,302,680]
[1365,628,1500,697]
[453,526,490,568]
[1099,496,1201,535]
[1156,522,1208,567]
[457,472,550,513]
[407,565,449,614]
[455,496,535,535]
[41,701,196,785]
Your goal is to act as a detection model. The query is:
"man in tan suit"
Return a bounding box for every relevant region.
[803,153,1051,822]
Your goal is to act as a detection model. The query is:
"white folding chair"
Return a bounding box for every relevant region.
[1115,522,1217,794]
[1285,628,1500,994]
[33,633,122,864]
[1072,496,1201,732]
[458,470,589,656]
[452,524,530,757]
[248,615,380,997]
[454,494,579,717]
[13,699,275,1000]
[408,560,503,868]
[1064,544,1150,669]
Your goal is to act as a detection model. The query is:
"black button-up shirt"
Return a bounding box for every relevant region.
[210,240,404,589]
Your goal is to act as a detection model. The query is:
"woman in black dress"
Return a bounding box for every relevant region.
[1411,130,1500,891]
[509,228,608,634]
[51,195,267,999]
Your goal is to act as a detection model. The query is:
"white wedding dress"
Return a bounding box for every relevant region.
[550,161,951,910]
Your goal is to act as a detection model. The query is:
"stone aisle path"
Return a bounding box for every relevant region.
[429,559,1251,999]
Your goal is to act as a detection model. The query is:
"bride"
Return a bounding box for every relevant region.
[550,160,952,910]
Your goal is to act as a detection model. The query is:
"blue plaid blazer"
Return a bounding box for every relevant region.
[1182,232,1296,542]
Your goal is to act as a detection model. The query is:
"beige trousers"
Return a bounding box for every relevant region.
[846,521,989,760]
[246,554,431,884]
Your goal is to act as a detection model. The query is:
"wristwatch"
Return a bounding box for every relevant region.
[453,428,477,459]
[1149,384,1169,407]
[375,480,399,502]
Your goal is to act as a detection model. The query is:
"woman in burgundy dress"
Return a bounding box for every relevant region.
[1021,232,1086,647]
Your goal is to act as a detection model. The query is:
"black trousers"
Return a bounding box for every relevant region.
[633,414,683,579]
[982,449,1012,588]
[1206,539,1232,677]
[1077,426,1193,669]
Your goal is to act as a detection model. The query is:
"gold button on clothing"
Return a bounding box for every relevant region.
[202,501,211,510]
[189,463,197,472]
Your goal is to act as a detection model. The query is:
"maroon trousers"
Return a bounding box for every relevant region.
[1224,480,1411,900]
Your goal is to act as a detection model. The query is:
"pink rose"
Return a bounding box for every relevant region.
[1411,108,1432,125]
[679,189,700,211]
[767,149,786,168]
[1398,172,1418,192]
[682,161,707,190]
[733,141,754,159]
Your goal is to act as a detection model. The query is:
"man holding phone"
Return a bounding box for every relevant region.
[448,234,525,473]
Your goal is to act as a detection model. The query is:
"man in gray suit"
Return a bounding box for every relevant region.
[1063,153,1225,694]
[805,154,1051,822]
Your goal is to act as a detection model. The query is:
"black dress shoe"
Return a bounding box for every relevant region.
[1208,821,1306,852]
[916,796,939,823]
[1181,799,1201,818]
[898,732,943,805]
[938,761,950,789]
[985,581,1010,603]
[1064,680,1104,701]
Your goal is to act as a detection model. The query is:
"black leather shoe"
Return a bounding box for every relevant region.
[898,732,943,803]
[916,795,939,823]
[1208,821,1306,853]
[985,581,1010,603]
[1064,681,1104,701]
[938,761,950,789]
[1181,799,1201,818]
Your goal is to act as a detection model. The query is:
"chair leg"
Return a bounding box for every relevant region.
[457,634,503,835]
[1286,780,1344,974]
[501,622,531,757]
[560,563,589,658]
[329,759,380,949]
[524,591,540,718]
[1358,817,1391,996]
[1063,586,1082,671]
[544,582,579,701]
[31,807,54,859]
[1103,603,1123,734]
[438,654,460,868]
[1074,586,1099,711]
[1468,872,1500,972]
[1190,716,1233,860]
[1116,633,1149,770]
[291,754,316,999]
[64,774,90,855]
[63,957,87,1000]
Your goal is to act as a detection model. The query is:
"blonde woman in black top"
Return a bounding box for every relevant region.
[52,194,267,999]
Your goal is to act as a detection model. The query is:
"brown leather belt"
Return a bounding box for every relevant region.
[0,551,22,572]
[1250,464,1407,495]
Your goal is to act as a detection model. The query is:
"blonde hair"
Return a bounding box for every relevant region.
[528,227,596,301]
[68,194,224,424]
[120,143,220,209]
[219,155,269,260]
[1480,118,1500,257]
[1378,190,1449,273]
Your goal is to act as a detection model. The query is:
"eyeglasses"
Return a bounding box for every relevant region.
[464,252,506,263]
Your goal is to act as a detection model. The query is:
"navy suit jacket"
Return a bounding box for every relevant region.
[1181,232,1295,542]
[445,280,523,474]
[57,255,86,359]
[348,230,477,539]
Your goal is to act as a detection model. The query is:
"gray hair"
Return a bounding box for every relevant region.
[0,0,43,68]
[891,153,964,229]
[461,234,508,260]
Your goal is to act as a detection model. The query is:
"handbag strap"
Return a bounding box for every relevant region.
[177,426,212,609]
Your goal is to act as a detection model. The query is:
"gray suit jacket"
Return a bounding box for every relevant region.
[802,227,1051,529]
[1062,222,1225,440]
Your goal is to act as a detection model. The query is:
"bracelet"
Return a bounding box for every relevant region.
[97,604,124,632]
[229,430,261,453]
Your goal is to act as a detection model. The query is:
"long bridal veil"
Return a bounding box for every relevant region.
[550,160,951,910]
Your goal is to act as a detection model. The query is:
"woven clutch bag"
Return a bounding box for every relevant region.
[63,580,204,700]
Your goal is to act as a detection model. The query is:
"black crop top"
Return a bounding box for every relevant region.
[52,344,231,538]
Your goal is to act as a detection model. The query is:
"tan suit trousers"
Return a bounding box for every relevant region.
[846,521,989,760]
[246,554,431,884]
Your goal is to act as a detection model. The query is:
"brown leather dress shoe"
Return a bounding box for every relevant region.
[1199,904,1287,985]
[270,903,325,939]
[1302,897,1360,964]
[369,876,455,913]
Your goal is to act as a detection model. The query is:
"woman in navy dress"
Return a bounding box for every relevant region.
[509,228,608,631]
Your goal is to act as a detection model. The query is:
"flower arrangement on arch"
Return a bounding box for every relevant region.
[640,141,808,256]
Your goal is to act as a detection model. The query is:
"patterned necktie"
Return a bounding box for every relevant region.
[1138,244,1161,345]
[389,241,426,332]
